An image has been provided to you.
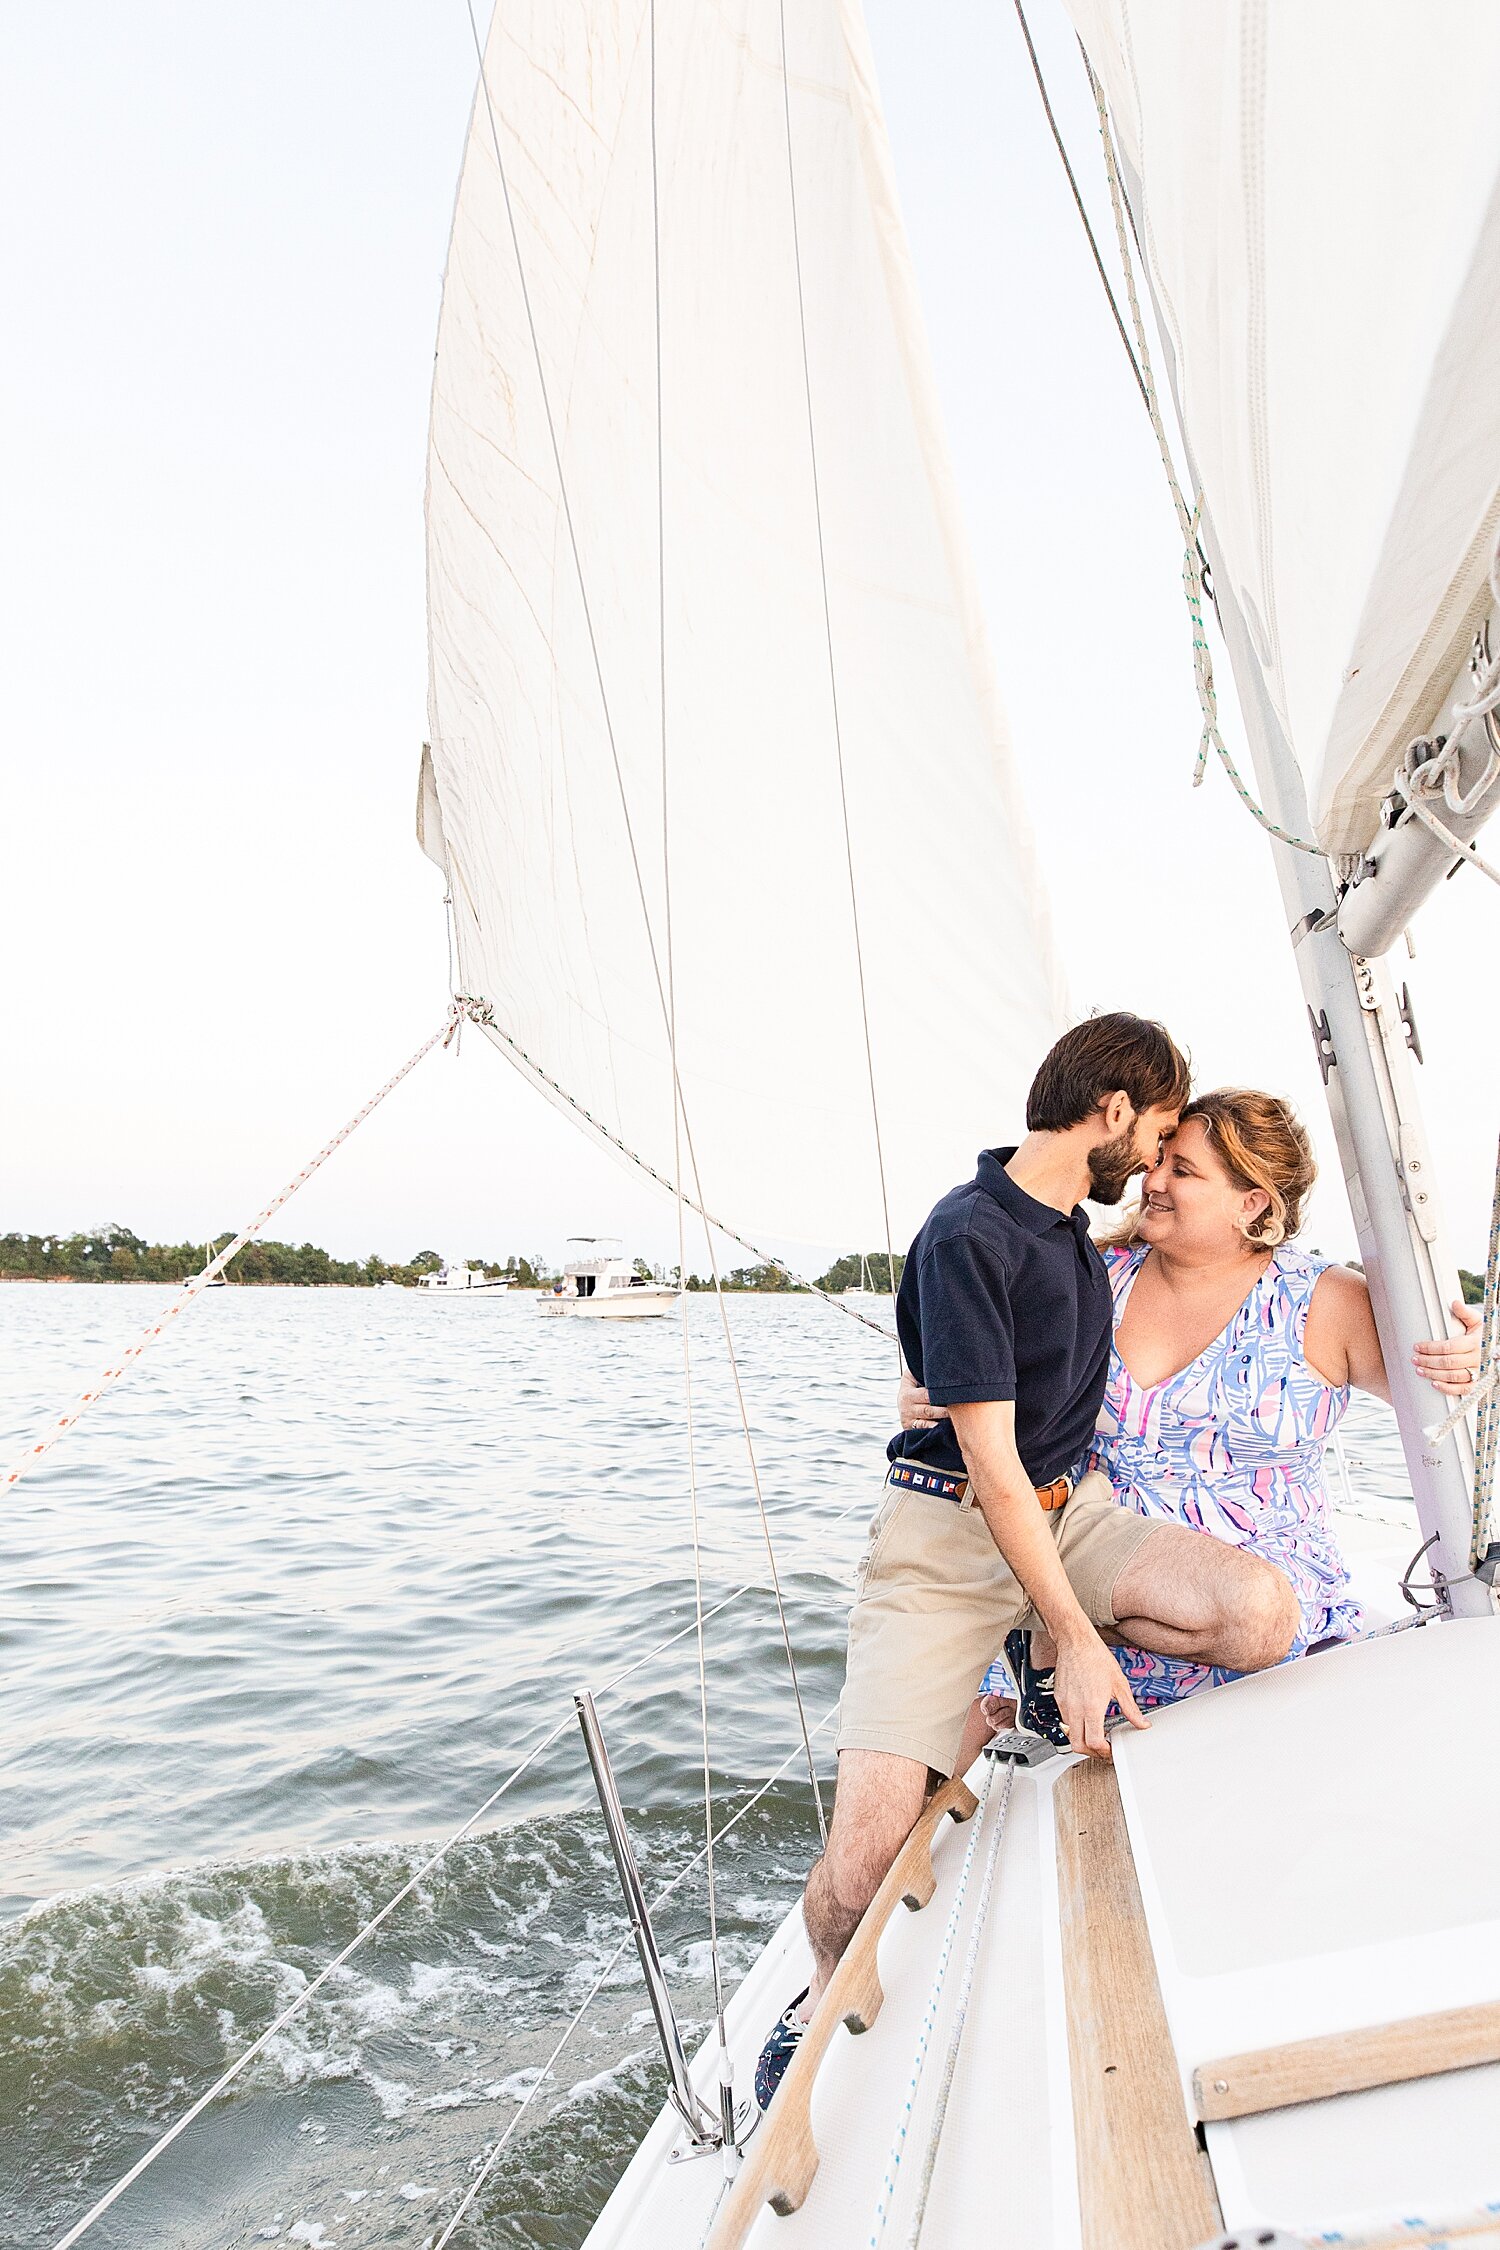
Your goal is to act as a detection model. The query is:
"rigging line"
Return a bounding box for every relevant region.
[1008,0,1147,411]
[1471,1126,1500,1563]
[46,1698,579,2250]
[461,1,845,1826]
[50,1607,843,2250]
[1080,55,1322,858]
[904,1757,1016,2250]
[5,1007,463,1500]
[776,0,900,1346]
[49,1529,855,2250]
[430,1698,840,2249]
[868,1759,998,2250]
[464,1001,898,1341]
[649,0,730,2058]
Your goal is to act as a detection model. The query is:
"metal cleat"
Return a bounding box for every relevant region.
[983,1728,1063,1767]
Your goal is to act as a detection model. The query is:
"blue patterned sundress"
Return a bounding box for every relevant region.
[979,1242,1365,1709]
[1090,1242,1364,1707]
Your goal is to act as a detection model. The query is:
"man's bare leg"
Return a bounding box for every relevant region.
[1030,1523,1298,1673]
[801,1748,930,2011]
[952,1692,1017,1776]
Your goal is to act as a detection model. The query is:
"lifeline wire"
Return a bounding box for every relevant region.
[4,1006,464,1498]
[462,0,838,1839]
[650,0,733,2080]
[428,1699,841,2249]
[777,0,901,1346]
[46,1570,850,2250]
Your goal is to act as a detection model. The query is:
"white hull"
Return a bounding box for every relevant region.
[585,1518,1500,2250]
[538,1290,679,1320]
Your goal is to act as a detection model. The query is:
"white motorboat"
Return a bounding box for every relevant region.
[417,1261,509,1291]
[538,1238,678,1319]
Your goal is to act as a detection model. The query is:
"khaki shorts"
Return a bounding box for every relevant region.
[836,1468,1164,1777]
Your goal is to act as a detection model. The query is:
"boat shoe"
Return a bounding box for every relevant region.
[1004,1628,1071,1749]
[753,1987,810,2110]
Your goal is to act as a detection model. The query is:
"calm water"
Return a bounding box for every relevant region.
[0,1284,1415,2249]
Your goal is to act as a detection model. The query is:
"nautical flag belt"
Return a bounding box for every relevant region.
[886,1460,1075,1512]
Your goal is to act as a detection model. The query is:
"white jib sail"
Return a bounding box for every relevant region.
[1065,0,1500,859]
[423,0,1066,1256]
[1065,0,1500,857]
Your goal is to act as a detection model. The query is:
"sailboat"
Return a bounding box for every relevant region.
[416,3,1500,2245]
[38,4,1500,2248]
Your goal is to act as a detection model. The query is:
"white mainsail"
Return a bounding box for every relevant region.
[423,0,1066,1255]
[1064,0,1500,857]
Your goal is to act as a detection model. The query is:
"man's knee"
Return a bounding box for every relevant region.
[813,1752,927,1915]
[1224,1554,1299,1669]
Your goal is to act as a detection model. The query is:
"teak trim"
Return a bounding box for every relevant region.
[1054,1760,1222,2250]
[705,1774,977,2250]
[1194,1998,1500,2122]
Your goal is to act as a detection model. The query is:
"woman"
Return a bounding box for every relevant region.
[903,1088,1481,1745]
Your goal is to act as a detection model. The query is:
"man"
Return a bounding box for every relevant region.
[754,1013,1298,2107]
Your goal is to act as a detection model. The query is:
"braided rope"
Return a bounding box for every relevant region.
[1471,1128,1500,1564]
[1083,60,1322,857]
[3,1007,467,1497]
[868,1762,1001,2249]
[903,1757,1016,2249]
[460,998,898,1342]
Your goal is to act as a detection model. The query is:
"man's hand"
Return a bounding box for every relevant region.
[1413,1300,1483,1397]
[897,1368,949,1430]
[1052,1629,1149,1760]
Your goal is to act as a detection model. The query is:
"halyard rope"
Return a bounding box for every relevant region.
[1469,1127,1500,1563]
[1081,56,1322,857]
[3,1007,465,1498]
[868,1758,1008,2248]
[904,1757,1016,2250]
[1009,0,1148,412]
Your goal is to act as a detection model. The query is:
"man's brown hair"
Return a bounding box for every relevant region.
[1025,1012,1191,1134]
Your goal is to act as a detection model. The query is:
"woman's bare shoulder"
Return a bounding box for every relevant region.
[1304,1262,1373,1384]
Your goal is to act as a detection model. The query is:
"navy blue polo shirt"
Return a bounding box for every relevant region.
[887,1148,1112,1486]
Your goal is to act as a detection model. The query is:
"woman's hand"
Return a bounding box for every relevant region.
[1413,1300,1484,1396]
[898,1368,949,1430]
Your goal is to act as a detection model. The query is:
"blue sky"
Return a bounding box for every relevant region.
[2,2,1494,1274]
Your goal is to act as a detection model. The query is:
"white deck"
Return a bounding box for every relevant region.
[585,1522,1500,2250]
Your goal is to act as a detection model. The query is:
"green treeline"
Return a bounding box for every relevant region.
[0,1228,912,1296]
[0,1227,558,1290]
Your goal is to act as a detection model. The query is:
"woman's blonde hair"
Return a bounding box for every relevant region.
[1102,1087,1317,1249]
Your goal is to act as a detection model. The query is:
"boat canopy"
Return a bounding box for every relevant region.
[422,0,1066,1252]
[1066,0,1500,856]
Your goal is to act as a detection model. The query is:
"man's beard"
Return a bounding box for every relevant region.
[1086,1127,1139,1206]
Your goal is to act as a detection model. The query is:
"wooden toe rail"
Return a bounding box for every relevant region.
[706,1774,976,2250]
